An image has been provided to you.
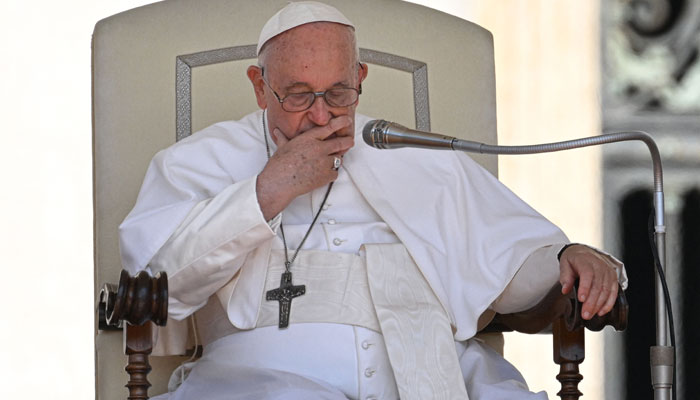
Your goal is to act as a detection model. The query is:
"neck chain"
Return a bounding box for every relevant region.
[262,110,334,328]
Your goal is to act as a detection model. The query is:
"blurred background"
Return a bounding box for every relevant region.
[1,0,698,398]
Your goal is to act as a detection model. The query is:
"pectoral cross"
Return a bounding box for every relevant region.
[266,270,306,328]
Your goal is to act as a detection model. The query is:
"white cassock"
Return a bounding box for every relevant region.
[119,110,624,399]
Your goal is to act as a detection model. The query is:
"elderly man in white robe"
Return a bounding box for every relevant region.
[119,2,626,399]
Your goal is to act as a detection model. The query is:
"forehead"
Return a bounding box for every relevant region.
[262,22,356,85]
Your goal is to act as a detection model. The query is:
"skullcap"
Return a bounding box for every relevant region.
[257,1,355,55]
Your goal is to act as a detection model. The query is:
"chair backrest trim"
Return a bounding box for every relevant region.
[175,45,430,141]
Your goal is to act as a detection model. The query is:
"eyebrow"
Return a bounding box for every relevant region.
[283,80,353,92]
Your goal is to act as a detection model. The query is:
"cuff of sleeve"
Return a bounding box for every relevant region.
[152,175,276,278]
[491,244,565,314]
[253,174,282,234]
[267,213,282,232]
[557,243,577,261]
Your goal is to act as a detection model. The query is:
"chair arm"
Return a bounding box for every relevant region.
[98,270,169,329]
[97,270,169,400]
[480,282,628,400]
[482,281,628,334]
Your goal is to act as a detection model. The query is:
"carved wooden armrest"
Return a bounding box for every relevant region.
[481,282,628,400]
[98,270,168,400]
[484,282,628,334]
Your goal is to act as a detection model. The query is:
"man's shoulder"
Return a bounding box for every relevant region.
[179,111,262,147]
[150,111,266,179]
[159,111,263,157]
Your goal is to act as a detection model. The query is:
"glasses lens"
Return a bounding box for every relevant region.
[282,93,315,112]
[324,88,359,107]
[280,88,359,111]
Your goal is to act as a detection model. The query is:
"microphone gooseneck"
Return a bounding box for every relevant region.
[363,119,662,192]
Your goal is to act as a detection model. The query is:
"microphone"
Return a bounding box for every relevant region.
[364,120,456,150]
[362,119,484,152]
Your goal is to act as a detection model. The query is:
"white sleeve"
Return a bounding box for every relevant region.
[491,244,565,314]
[149,175,280,320]
[492,244,628,314]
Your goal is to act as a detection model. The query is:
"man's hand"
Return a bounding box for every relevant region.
[559,245,620,320]
[256,116,355,220]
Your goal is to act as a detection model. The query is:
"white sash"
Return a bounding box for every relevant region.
[363,244,469,399]
[194,245,469,399]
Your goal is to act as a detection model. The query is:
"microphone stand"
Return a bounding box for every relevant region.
[365,119,675,398]
[451,132,673,400]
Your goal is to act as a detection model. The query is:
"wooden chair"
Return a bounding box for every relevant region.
[92,0,628,398]
[98,270,627,399]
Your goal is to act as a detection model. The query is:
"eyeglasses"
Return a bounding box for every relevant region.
[262,73,361,112]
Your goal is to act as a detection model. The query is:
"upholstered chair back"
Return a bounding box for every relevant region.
[93,0,497,397]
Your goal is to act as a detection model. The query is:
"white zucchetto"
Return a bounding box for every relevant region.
[257,1,355,55]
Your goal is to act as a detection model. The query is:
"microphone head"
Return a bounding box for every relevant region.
[362,119,390,149]
[364,119,455,150]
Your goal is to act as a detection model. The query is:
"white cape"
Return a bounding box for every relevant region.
[119,110,568,341]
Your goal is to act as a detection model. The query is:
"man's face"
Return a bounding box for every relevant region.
[248,22,367,143]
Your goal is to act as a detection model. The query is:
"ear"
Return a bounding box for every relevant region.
[247,65,267,109]
[354,63,369,106]
[358,62,369,85]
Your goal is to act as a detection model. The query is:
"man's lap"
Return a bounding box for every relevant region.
[159,364,348,400]
[154,323,547,400]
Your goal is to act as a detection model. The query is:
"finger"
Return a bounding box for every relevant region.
[323,135,355,155]
[304,115,352,140]
[332,120,355,138]
[559,260,576,295]
[576,266,593,304]
[599,281,619,316]
[590,271,613,317]
[581,273,603,320]
[335,148,351,157]
[583,264,614,319]
[597,270,618,316]
[272,128,289,147]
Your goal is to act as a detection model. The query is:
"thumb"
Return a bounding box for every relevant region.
[272,128,289,147]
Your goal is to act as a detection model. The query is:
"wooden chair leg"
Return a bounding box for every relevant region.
[124,322,153,400]
[553,318,585,400]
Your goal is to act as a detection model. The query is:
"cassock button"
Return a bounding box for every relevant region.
[364,368,376,378]
[327,218,336,225]
[361,340,372,350]
[323,203,332,211]
[365,397,377,400]
[332,238,344,246]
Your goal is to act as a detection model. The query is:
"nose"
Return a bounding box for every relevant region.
[306,94,332,126]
